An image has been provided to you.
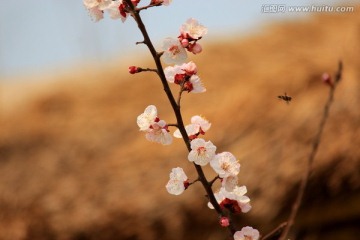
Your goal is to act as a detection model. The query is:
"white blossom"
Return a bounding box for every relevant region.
[83,0,128,22]
[180,18,208,39]
[173,116,211,138]
[182,61,198,75]
[161,0,172,6]
[164,65,184,83]
[191,115,211,132]
[188,75,206,93]
[162,38,187,65]
[87,7,104,22]
[234,227,260,240]
[210,152,240,178]
[166,167,188,195]
[208,186,251,214]
[188,138,216,166]
[222,175,238,192]
[137,105,158,131]
[106,1,127,22]
[145,120,173,145]
[83,0,113,10]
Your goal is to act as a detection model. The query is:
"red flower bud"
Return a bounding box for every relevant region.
[183,180,190,190]
[183,81,194,92]
[322,72,333,87]
[131,0,141,6]
[174,74,186,84]
[119,4,127,18]
[219,217,230,227]
[129,66,140,74]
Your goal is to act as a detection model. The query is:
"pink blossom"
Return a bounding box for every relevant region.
[234,227,260,240]
[188,138,216,166]
[232,186,252,213]
[191,115,211,132]
[83,0,133,22]
[87,6,104,22]
[185,75,206,93]
[208,186,251,214]
[188,42,202,54]
[137,105,172,145]
[145,120,173,145]
[162,0,172,5]
[164,62,204,93]
[182,61,198,75]
[222,175,238,192]
[180,39,189,48]
[164,65,184,83]
[177,19,207,55]
[155,0,172,6]
[162,38,187,65]
[166,167,189,195]
[180,18,208,40]
[173,115,211,139]
[173,124,198,139]
[83,0,113,10]
[107,1,127,22]
[210,152,240,178]
[164,61,198,83]
[83,0,129,22]
[137,105,158,131]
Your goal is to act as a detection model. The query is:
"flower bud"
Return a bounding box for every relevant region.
[150,0,162,5]
[219,216,230,227]
[322,72,333,87]
[181,39,189,48]
[183,81,194,92]
[131,0,141,6]
[188,43,202,54]
[174,73,186,84]
[129,66,140,74]
[183,180,190,190]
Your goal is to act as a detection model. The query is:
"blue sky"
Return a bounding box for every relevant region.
[0,0,356,80]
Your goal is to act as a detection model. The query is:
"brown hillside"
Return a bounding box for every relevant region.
[1,10,360,240]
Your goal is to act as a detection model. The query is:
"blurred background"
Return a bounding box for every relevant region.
[1,1,359,240]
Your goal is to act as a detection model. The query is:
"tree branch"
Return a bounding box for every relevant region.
[279,61,343,240]
[261,222,287,240]
[123,0,237,236]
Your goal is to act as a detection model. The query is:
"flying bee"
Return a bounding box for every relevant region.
[278,93,292,104]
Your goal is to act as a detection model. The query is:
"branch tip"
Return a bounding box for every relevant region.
[279,62,343,240]
[136,40,145,45]
[335,60,343,83]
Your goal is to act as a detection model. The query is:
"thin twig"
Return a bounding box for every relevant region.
[261,222,287,240]
[123,0,238,236]
[177,88,184,106]
[209,175,220,187]
[138,67,157,73]
[188,177,200,186]
[279,61,343,240]
[136,3,162,11]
